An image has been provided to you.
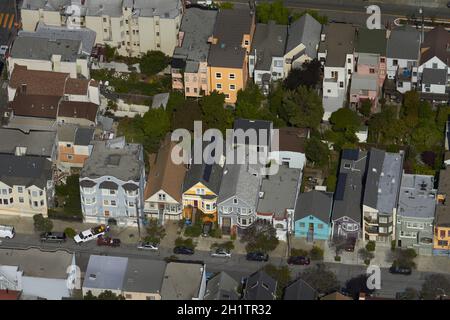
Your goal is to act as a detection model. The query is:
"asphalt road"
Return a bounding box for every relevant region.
[0,233,434,298]
[232,0,450,25]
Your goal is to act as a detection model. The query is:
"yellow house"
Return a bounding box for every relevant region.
[207,6,255,104]
[434,167,450,256]
[182,163,224,223]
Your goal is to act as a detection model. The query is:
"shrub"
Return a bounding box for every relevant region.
[231,234,237,241]
[291,248,309,257]
[365,241,376,252]
[334,256,341,262]
[184,225,202,238]
[64,227,77,239]
[33,214,53,232]
[210,227,222,239]
[391,240,396,251]
[309,246,324,260]
[364,259,371,266]
[175,237,195,249]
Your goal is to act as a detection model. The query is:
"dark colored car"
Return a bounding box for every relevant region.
[343,238,357,252]
[173,246,194,255]
[40,232,66,243]
[287,256,310,265]
[97,236,121,247]
[202,222,213,237]
[246,252,269,262]
[389,265,412,275]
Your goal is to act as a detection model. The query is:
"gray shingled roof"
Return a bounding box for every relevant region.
[123,259,166,294]
[183,163,224,195]
[294,190,333,223]
[355,28,387,56]
[204,272,239,300]
[398,174,436,219]
[74,128,94,146]
[251,21,287,71]
[363,148,403,214]
[0,154,52,189]
[284,278,318,300]
[243,270,277,300]
[319,23,356,67]
[422,68,448,85]
[82,255,128,291]
[386,27,421,60]
[286,13,322,59]
[0,128,56,158]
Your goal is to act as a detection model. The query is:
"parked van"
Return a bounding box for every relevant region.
[0,225,15,239]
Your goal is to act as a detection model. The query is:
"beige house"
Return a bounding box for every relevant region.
[21,0,183,57]
[0,155,54,217]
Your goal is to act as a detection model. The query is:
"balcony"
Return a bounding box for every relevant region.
[365,226,378,235]
[364,216,378,225]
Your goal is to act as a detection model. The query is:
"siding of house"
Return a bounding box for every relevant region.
[294,215,329,240]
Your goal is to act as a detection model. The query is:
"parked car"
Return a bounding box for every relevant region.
[173,246,194,255]
[211,248,231,258]
[0,225,15,239]
[246,252,269,262]
[202,222,213,237]
[40,232,67,243]
[74,224,109,244]
[97,236,121,247]
[287,256,310,265]
[343,238,357,252]
[0,45,8,56]
[137,241,159,251]
[389,265,412,275]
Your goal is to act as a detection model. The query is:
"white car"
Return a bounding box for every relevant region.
[137,241,159,251]
[74,225,109,244]
[0,225,15,239]
[211,248,231,258]
[0,45,8,56]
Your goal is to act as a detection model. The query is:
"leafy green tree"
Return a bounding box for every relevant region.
[398,287,420,300]
[145,219,166,244]
[263,264,291,299]
[299,264,340,295]
[140,51,170,76]
[358,248,374,265]
[64,227,77,239]
[421,274,450,300]
[256,0,290,24]
[329,108,361,134]
[84,290,125,300]
[344,274,375,300]
[309,246,324,260]
[241,220,279,253]
[175,237,196,249]
[305,137,330,167]
[200,91,234,133]
[359,99,372,118]
[401,91,420,129]
[55,175,82,216]
[280,86,323,129]
[365,241,376,252]
[235,83,264,120]
[33,214,53,232]
[284,59,321,90]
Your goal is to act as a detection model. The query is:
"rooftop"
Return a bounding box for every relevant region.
[80,138,144,182]
[350,73,378,93]
[420,26,450,66]
[422,68,448,85]
[386,27,421,60]
[319,23,356,67]
[363,148,404,214]
[123,259,166,294]
[243,270,277,300]
[294,190,333,223]
[285,13,322,59]
[355,28,387,56]
[58,101,98,123]
[0,154,53,189]
[204,271,239,300]
[10,94,60,119]
[283,278,318,300]
[0,128,56,158]
[257,165,302,217]
[57,125,94,146]
[251,21,287,71]
[436,166,450,227]
[82,255,128,291]
[278,127,310,153]
[183,161,224,196]
[398,174,436,219]
[160,262,205,300]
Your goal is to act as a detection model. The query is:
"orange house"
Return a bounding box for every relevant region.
[434,167,450,256]
[57,125,94,172]
[207,6,255,104]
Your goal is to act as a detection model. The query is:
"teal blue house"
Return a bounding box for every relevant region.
[294,190,333,241]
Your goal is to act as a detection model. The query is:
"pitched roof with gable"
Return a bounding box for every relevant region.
[286,13,322,58]
[183,162,224,195]
[10,94,60,119]
[9,65,68,96]
[283,278,318,300]
[144,135,187,203]
[251,21,287,71]
[386,27,421,60]
[204,272,239,300]
[243,270,277,300]
[294,190,333,223]
[57,101,98,123]
[0,154,52,189]
[420,26,450,66]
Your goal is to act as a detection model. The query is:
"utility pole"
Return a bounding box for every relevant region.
[419,7,424,44]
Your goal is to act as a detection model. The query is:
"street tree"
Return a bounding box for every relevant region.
[299,263,340,295]
[421,274,450,300]
[240,220,279,253]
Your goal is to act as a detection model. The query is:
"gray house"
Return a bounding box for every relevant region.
[396,174,436,255]
[243,270,277,300]
[79,137,145,226]
[284,278,318,300]
[218,163,261,235]
[248,21,287,94]
[331,149,368,241]
[204,272,239,300]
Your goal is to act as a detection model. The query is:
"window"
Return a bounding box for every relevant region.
[380,57,385,63]
[206,204,211,210]
[18,187,23,193]
[40,200,44,206]
[67,155,73,160]
[344,163,351,169]
[33,201,38,207]
[229,73,235,80]
[369,68,375,74]
[103,18,107,22]
[347,58,351,63]
[229,84,236,90]
[19,197,24,203]
[111,200,117,206]
[300,223,305,228]
[379,217,388,223]
[274,60,283,68]
[244,40,249,46]
[438,240,448,246]
[318,224,323,229]
[348,69,352,75]
[215,72,222,79]
[1,189,6,195]
[216,83,222,90]
[432,63,438,69]
[32,191,37,197]
[225,94,230,100]
[128,202,135,207]
[397,81,403,88]
[249,58,254,65]
[104,29,108,33]
[441,230,446,238]
[39,191,43,196]
[156,32,160,36]
[327,89,331,93]
[339,81,344,88]
[393,59,398,66]
[196,189,205,195]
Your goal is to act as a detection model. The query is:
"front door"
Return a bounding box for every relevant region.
[194,200,198,208]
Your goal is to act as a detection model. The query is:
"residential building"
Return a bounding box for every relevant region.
[122,259,166,300]
[207,6,255,103]
[204,272,239,300]
[82,255,128,297]
[362,148,404,243]
[283,13,322,75]
[144,135,187,221]
[8,33,89,79]
[434,166,450,256]
[318,23,356,121]
[172,8,217,97]
[79,137,145,226]
[242,270,277,300]
[257,165,302,241]
[418,26,450,104]
[182,162,224,223]
[218,163,261,236]
[320,291,352,300]
[57,101,99,127]
[386,27,421,93]
[0,128,57,161]
[0,249,75,300]
[0,154,54,217]
[269,127,309,169]
[331,149,367,240]
[57,125,94,172]
[21,0,184,57]
[294,190,333,241]
[248,21,287,94]
[8,65,100,105]
[233,118,274,162]
[396,174,436,255]
[283,278,318,300]
[160,262,207,300]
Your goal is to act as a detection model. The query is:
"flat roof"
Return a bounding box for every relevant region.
[398,174,436,219]
[83,255,128,291]
[160,262,204,300]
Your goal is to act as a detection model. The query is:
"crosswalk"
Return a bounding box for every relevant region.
[0,13,14,30]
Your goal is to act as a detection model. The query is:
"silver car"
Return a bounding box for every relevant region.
[211,248,231,258]
[137,241,159,251]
